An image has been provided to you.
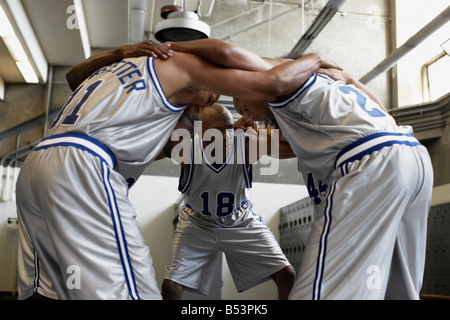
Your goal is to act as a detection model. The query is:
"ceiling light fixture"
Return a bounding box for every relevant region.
[154,1,210,42]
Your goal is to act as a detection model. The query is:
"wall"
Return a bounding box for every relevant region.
[205,0,392,107]
[0,200,18,294]
[0,67,72,159]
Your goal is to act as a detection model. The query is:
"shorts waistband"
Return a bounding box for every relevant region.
[335,132,421,168]
[34,133,116,168]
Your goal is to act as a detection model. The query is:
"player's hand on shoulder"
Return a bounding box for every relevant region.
[318,67,352,83]
[312,53,342,71]
[120,40,173,60]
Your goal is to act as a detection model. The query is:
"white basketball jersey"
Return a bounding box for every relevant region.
[178,133,252,219]
[48,56,187,186]
[268,73,412,182]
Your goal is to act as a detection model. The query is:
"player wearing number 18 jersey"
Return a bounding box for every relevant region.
[163,105,295,299]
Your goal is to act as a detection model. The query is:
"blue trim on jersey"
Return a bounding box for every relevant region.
[237,133,252,188]
[178,138,195,193]
[34,133,116,168]
[242,164,252,189]
[335,132,421,169]
[202,139,234,173]
[147,57,188,113]
[268,73,317,109]
[316,73,334,83]
[312,179,335,300]
[101,162,140,300]
[33,249,40,294]
[241,200,261,222]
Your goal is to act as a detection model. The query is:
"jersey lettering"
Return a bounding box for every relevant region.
[62,80,103,125]
[338,85,385,118]
[306,172,327,206]
[200,191,235,217]
[88,60,147,94]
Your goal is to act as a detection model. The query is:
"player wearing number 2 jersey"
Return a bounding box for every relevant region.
[16,39,337,300]
[234,67,433,300]
[162,104,295,299]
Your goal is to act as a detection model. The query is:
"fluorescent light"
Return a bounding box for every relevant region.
[16,61,39,83]
[0,5,15,37]
[3,36,28,61]
[74,0,91,58]
[0,1,46,83]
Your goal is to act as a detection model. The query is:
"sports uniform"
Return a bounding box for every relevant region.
[16,56,188,300]
[165,133,291,295]
[269,73,433,299]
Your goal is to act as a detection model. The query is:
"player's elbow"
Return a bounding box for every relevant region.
[214,41,246,69]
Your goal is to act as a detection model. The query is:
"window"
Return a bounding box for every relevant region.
[423,44,450,101]
[395,0,450,107]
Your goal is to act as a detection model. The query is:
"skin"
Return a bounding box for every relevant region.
[66,39,341,114]
[233,67,387,122]
[166,39,386,121]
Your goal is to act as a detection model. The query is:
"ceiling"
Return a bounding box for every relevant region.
[0,0,325,84]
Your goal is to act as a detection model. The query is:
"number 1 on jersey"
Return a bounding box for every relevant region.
[62,80,103,125]
[51,80,104,128]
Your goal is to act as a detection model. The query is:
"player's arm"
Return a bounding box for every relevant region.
[317,68,387,112]
[234,118,295,165]
[66,40,172,91]
[168,38,272,71]
[170,51,340,102]
[253,129,295,162]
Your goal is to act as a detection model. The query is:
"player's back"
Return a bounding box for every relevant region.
[48,56,187,185]
[269,73,412,182]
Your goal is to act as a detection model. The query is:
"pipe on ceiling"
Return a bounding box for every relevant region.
[287,0,347,59]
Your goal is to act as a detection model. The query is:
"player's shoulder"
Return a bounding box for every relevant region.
[153,51,203,75]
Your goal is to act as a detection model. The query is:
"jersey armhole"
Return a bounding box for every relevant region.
[237,133,252,188]
[146,57,188,113]
[178,138,195,193]
[268,72,317,109]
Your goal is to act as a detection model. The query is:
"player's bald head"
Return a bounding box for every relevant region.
[200,103,234,132]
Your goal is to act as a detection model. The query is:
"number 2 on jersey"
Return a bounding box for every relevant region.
[51,80,103,128]
[338,85,385,118]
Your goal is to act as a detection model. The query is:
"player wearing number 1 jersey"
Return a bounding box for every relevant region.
[162,104,295,299]
[234,67,434,300]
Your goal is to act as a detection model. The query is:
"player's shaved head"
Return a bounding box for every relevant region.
[200,103,234,133]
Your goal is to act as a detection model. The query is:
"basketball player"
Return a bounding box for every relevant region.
[16,39,338,300]
[234,69,434,300]
[162,104,296,300]
[169,39,434,300]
